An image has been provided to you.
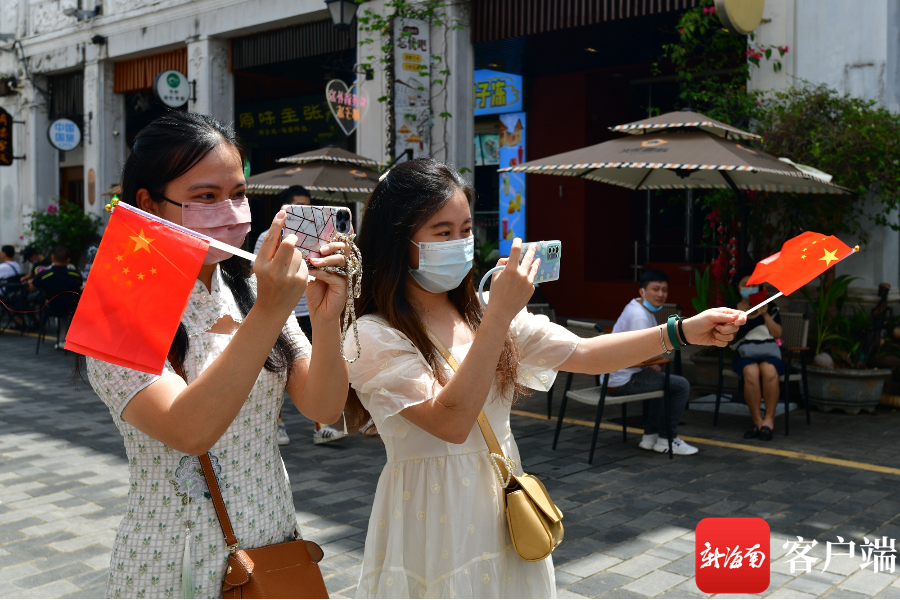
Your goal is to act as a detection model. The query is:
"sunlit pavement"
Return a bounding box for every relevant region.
[0,333,898,598]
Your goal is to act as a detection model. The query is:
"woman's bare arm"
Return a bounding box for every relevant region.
[120,213,308,455]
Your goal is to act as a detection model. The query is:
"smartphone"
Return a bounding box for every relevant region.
[283,205,353,261]
[521,240,561,283]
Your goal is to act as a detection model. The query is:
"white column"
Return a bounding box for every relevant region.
[357,0,474,178]
[429,1,474,182]
[83,61,126,219]
[188,38,234,126]
[27,76,57,215]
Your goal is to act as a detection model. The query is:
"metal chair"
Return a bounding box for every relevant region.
[552,357,674,462]
[546,320,603,418]
[714,312,811,435]
[35,290,79,354]
[0,276,28,336]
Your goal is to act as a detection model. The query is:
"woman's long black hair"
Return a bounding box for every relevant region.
[344,158,525,434]
[79,112,296,379]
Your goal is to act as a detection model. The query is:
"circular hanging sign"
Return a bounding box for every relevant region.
[715,0,765,35]
[47,118,81,151]
[153,70,190,107]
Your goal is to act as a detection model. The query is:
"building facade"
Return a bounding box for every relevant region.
[0,0,357,252]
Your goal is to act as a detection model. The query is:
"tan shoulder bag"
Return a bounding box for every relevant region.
[427,330,564,562]
[198,453,329,598]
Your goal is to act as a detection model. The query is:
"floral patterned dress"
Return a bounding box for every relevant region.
[345,311,580,599]
[87,267,311,599]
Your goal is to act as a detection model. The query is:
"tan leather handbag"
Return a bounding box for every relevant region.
[428,331,564,562]
[198,453,329,598]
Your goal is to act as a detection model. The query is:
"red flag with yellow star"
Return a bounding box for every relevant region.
[66,203,209,374]
[747,231,855,295]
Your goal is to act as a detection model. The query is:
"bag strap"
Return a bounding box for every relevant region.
[198,453,240,552]
[424,328,513,486]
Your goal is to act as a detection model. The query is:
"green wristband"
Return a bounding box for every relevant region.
[667,315,684,350]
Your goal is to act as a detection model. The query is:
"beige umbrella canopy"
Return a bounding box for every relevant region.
[610,109,760,141]
[500,116,850,195]
[247,147,382,201]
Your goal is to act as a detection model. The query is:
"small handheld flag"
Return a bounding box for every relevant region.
[66,203,211,374]
[742,231,857,316]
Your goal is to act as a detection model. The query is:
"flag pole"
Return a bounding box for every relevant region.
[742,292,783,317]
[111,201,324,277]
[741,245,859,317]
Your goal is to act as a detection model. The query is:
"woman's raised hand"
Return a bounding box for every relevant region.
[253,210,309,316]
[485,238,539,323]
[681,308,747,347]
[305,242,350,322]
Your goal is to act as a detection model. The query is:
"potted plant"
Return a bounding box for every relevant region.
[24,198,103,266]
[800,274,892,414]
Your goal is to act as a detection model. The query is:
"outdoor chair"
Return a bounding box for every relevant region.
[714,311,811,435]
[34,290,79,355]
[552,354,674,463]
[0,276,29,336]
[651,303,683,375]
[546,319,602,418]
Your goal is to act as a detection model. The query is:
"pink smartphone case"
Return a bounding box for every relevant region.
[283,206,353,260]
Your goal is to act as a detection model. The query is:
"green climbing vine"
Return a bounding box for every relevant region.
[355,0,464,162]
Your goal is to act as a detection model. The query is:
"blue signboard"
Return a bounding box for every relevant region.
[498,112,526,256]
[474,69,523,116]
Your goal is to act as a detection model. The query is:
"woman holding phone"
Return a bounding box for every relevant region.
[83,112,350,599]
[343,158,746,599]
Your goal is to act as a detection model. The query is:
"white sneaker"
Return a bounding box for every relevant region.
[313,424,348,445]
[639,434,658,450]
[654,437,698,455]
[276,422,290,446]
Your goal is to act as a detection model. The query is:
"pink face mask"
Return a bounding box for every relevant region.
[175,198,252,265]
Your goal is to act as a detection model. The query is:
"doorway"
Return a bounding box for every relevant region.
[60,166,84,210]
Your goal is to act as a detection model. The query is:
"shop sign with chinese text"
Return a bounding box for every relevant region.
[326,79,368,136]
[393,18,431,159]
[236,95,339,148]
[474,70,523,116]
[498,112,526,256]
[153,70,190,108]
[0,108,11,166]
[48,118,81,152]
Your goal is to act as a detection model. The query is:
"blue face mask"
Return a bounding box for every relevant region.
[740,286,760,299]
[409,237,475,293]
[642,299,663,312]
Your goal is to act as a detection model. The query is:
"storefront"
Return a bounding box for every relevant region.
[49,71,85,209]
[471,0,710,320]
[230,19,359,244]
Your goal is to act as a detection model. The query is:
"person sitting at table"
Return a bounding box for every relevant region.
[732,269,783,442]
[607,269,698,455]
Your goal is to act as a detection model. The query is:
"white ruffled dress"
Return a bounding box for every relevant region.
[346,311,580,599]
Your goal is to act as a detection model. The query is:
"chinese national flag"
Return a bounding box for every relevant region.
[747,231,855,296]
[66,204,209,374]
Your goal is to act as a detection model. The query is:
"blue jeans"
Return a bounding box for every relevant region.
[608,368,690,438]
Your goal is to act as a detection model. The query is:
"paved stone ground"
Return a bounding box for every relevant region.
[0,332,898,599]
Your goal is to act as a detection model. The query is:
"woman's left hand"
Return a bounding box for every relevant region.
[681,308,747,347]
[305,242,350,322]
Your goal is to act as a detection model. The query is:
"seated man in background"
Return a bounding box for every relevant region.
[607,269,698,456]
[19,246,53,285]
[30,245,83,349]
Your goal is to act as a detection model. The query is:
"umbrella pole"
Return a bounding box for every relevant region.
[719,171,749,271]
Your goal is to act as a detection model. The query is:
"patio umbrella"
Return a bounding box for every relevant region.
[500,109,851,273]
[499,127,850,195]
[247,147,382,201]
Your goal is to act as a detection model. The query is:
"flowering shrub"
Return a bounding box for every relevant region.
[25,199,102,265]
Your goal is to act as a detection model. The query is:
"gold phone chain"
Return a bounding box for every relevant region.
[313,231,362,362]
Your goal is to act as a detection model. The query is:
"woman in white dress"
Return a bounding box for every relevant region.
[83,112,351,599]
[344,158,746,599]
